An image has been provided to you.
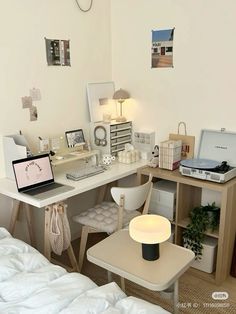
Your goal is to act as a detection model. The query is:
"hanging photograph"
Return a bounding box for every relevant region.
[151,28,174,68]
[45,38,71,66]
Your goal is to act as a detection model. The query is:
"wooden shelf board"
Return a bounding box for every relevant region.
[178,217,219,239]
[141,166,236,192]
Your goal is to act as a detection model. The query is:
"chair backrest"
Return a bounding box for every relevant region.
[110,175,153,212]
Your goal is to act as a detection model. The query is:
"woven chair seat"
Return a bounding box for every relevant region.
[73,201,140,234]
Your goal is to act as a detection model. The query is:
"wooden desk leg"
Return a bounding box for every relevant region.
[107,270,112,282]
[173,280,179,314]
[120,277,126,292]
[9,200,21,235]
[96,185,108,204]
[24,203,36,248]
[44,206,52,261]
[67,244,80,272]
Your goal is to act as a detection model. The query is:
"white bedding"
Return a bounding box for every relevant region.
[0,228,170,314]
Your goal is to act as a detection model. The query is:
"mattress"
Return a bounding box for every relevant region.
[0,228,170,314]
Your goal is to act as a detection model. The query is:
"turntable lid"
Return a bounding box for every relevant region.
[180,158,220,169]
[198,129,236,167]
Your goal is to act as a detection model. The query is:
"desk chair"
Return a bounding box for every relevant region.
[73,175,153,271]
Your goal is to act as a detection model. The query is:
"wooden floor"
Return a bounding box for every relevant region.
[54,233,236,313]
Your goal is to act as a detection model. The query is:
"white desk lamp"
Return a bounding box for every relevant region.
[129,214,171,261]
[113,88,130,122]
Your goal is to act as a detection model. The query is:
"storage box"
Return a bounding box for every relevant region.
[185,236,218,273]
[159,139,182,170]
[149,180,176,221]
[133,130,155,160]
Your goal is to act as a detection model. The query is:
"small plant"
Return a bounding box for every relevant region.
[183,202,220,260]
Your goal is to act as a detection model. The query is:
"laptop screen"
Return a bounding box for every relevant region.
[12,154,54,192]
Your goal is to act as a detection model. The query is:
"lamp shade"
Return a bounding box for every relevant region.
[129,214,171,244]
[113,88,130,100]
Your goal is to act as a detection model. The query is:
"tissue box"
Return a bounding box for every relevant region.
[118,150,140,164]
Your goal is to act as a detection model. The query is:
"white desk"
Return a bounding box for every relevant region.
[0,160,147,260]
[87,230,195,314]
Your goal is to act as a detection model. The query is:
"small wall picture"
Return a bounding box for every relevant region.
[29,106,38,121]
[151,28,174,68]
[45,38,71,66]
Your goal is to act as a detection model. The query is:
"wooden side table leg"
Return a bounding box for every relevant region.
[9,200,21,235]
[24,203,36,248]
[173,280,179,314]
[44,206,52,261]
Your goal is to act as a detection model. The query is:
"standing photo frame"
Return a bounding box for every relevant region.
[65,129,85,148]
[87,81,116,122]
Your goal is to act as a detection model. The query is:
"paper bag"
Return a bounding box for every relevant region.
[169,122,195,159]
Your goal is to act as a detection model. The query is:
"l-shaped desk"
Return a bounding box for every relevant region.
[0,159,148,263]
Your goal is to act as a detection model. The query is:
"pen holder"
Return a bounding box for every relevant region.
[39,139,50,153]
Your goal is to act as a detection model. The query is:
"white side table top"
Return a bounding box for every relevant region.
[87,229,195,291]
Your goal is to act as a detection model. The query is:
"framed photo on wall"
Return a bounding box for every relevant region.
[151,28,175,68]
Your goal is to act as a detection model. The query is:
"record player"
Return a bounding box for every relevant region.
[179,129,236,183]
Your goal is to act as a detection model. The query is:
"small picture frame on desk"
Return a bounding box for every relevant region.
[65,129,85,148]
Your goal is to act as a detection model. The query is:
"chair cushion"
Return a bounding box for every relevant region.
[73,202,140,234]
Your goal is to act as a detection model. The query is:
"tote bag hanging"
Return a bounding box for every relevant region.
[169,122,195,159]
[49,203,71,255]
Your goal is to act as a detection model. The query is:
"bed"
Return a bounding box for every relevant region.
[0,228,170,313]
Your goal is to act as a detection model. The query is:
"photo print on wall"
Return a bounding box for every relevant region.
[151,28,174,68]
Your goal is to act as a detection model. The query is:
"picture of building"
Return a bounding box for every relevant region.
[151,28,174,68]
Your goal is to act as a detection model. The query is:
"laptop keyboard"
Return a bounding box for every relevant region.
[66,165,105,181]
[24,183,64,196]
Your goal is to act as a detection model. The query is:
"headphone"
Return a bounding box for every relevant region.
[94,125,107,147]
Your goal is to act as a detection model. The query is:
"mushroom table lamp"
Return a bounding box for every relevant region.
[129,214,171,261]
[113,88,130,122]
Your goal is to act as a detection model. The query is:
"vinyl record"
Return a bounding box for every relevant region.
[180,158,221,170]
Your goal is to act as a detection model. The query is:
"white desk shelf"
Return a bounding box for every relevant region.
[51,150,99,167]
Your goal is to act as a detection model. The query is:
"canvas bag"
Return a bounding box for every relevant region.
[169,122,195,159]
[49,203,71,255]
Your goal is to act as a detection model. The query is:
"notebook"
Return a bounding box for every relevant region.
[12,154,74,200]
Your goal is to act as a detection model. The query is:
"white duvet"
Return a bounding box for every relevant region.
[0,228,169,314]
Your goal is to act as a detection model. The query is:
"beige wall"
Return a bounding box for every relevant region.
[111,0,236,151]
[0,0,111,145]
[0,0,111,244]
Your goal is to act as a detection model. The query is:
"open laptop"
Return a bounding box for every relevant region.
[12,154,74,200]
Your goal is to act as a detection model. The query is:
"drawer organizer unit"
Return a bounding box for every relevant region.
[91,121,132,156]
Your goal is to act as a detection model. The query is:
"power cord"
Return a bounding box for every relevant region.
[75,0,93,12]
